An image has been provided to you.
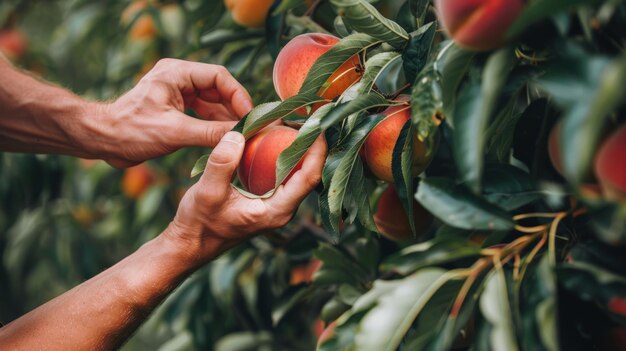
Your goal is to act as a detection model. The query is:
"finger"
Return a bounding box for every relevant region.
[199,131,245,198]
[173,113,237,148]
[266,136,327,212]
[106,158,141,169]
[166,60,253,118]
[190,99,238,121]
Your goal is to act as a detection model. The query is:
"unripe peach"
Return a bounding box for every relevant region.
[273,33,362,114]
[374,185,433,241]
[237,126,302,195]
[594,124,626,201]
[122,164,155,199]
[121,0,157,41]
[362,96,432,183]
[0,29,27,60]
[435,0,525,51]
[224,0,274,28]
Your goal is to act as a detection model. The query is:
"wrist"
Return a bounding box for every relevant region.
[72,100,115,160]
[160,221,240,270]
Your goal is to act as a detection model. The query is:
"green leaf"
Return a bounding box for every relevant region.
[480,269,520,351]
[410,65,443,146]
[415,178,515,230]
[199,28,264,47]
[299,33,381,96]
[215,331,273,351]
[190,154,210,178]
[320,92,389,130]
[537,55,626,183]
[313,243,371,286]
[521,256,559,351]
[353,269,457,351]
[391,120,417,235]
[507,0,603,38]
[320,114,385,236]
[409,0,430,27]
[381,238,482,275]
[242,94,324,137]
[436,43,475,126]
[558,261,626,325]
[330,0,409,49]
[358,52,402,94]
[453,47,517,193]
[345,157,378,232]
[402,22,436,84]
[481,165,540,211]
[275,104,332,186]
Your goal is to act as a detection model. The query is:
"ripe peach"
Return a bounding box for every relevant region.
[121,0,157,41]
[548,121,565,176]
[317,321,337,347]
[273,33,362,114]
[0,29,27,60]
[374,185,433,241]
[362,96,432,183]
[435,0,525,51]
[237,126,303,195]
[122,164,155,199]
[224,0,274,28]
[594,124,626,201]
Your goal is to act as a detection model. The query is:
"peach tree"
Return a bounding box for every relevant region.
[1,0,625,350]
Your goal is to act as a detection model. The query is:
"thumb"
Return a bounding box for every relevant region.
[199,131,245,197]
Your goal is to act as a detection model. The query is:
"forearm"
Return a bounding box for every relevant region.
[0,225,234,351]
[0,59,105,157]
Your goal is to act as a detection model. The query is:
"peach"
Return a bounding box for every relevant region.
[273,33,362,114]
[122,164,155,199]
[0,29,27,60]
[435,0,526,51]
[548,121,565,176]
[237,126,303,195]
[121,0,157,41]
[373,185,433,241]
[224,0,274,28]
[594,124,626,201]
[362,96,432,183]
[290,258,322,285]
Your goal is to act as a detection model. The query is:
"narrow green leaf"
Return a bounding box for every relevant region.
[242,94,324,137]
[402,22,436,84]
[358,51,402,94]
[299,33,381,96]
[199,28,264,47]
[391,120,416,235]
[190,154,210,178]
[411,65,443,147]
[275,104,333,187]
[330,0,409,49]
[320,92,389,130]
[416,178,515,230]
[354,269,456,351]
[320,114,385,236]
[436,43,475,126]
[480,270,520,351]
[453,47,517,193]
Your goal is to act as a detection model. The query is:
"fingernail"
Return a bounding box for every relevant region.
[222,131,244,144]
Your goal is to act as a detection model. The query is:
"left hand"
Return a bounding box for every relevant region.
[84,58,253,168]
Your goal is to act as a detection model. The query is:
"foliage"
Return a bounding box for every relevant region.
[2,0,626,350]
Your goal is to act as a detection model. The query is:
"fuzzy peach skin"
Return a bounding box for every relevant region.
[122,163,155,199]
[362,96,432,183]
[273,33,361,113]
[594,124,626,201]
[435,0,525,51]
[373,185,433,241]
[224,0,274,28]
[238,126,304,195]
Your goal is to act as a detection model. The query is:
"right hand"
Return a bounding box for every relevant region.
[163,131,327,267]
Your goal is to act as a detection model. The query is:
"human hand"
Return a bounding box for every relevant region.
[87,58,253,168]
[163,131,327,267]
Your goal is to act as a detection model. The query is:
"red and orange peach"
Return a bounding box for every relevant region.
[237,126,302,195]
[594,124,626,201]
[373,185,433,241]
